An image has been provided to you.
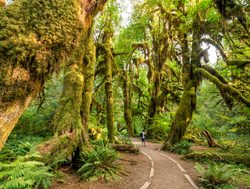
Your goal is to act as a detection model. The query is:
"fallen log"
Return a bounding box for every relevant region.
[112,144,139,153]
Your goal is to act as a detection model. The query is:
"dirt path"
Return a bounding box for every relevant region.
[52,139,199,189]
[132,139,199,189]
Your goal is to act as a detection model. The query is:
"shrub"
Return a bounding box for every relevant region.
[195,162,243,188]
[169,140,192,155]
[148,114,171,141]
[0,154,54,189]
[77,141,120,181]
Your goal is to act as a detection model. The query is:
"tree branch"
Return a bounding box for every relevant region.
[200,38,227,61]
[199,68,250,107]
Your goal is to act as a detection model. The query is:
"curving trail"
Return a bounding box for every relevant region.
[132,139,199,189]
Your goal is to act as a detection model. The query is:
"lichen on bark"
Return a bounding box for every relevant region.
[104,30,115,143]
[81,30,96,147]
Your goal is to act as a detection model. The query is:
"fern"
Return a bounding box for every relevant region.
[0,136,43,162]
[0,154,54,189]
[195,162,243,188]
[77,141,120,181]
[170,140,192,155]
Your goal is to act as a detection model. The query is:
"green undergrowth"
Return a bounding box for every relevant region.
[195,162,245,189]
[184,150,250,167]
[147,114,171,141]
[77,140,121,182]
[0,153,54,189]
[169,140,193,155]
[0,135,45,162]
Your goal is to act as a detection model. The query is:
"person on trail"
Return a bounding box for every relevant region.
[140,130,146,146]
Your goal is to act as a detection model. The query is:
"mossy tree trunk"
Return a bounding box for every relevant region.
[122,63,133,137]
[0,83,40,150]
[80,31,96,148]
[38,37,86,163]
[163,20,201,148]
[36,0,108,163]
[0,0,85,150]
[147,16,169,135]
[104,30,115,143]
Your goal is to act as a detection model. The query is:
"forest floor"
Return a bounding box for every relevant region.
[52,139,199,189]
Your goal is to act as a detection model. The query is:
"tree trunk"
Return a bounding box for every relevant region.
[147,18,169,134]
[0,66,42,150]
[104,31,115,143]
[81,32,96,148]
[163,19,201,148]
[36,0,108,162]
[122,67,133,137]
[163,81,196,148]
[0,94,35,150]
[202,130,218,147]
[0,0,106,149]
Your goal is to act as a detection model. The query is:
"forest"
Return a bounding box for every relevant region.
[0,0,249,188]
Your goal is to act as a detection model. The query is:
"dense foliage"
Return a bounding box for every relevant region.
[77,141,120,181]
[0,0,249,188]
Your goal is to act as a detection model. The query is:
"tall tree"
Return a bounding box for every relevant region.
[163,0,250,147]
[37,1,107,162]
[0,0,107,156]
[81,30,96,148]
[0,0,87,150]
[94,0,120,142]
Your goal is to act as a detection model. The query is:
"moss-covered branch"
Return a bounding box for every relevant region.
[200,38,227,61]
[199,68,250,107]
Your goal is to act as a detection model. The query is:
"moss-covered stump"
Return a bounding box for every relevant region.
[184,151,250,167]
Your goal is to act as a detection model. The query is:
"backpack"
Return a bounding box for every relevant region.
[140,132,143,137]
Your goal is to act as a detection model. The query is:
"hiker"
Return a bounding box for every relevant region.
[140,130,146,146]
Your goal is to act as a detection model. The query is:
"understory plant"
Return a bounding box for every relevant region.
[77,141,120,181]
[0,154,54,189]
[169,140,192,155]
[195,162,243,188]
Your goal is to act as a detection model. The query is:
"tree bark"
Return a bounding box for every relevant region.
[0,65,42,150]
[163,81,196,147]
[202,130,219,147]
[104,31,115,143]
[122,66,133,137]
[163,19,201,148]
[81,32,96,148]
[0,0,107,151]
[0,93,35,150]
[35,0,108,162]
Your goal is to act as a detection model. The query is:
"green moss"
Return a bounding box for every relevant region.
[53,65,83,135]
[0,0,83,106]
[184,151,250,167]
[0,0,81,74]
[164,81,196,147]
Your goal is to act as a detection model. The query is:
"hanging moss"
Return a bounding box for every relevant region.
[199,68,250,107]
[0,0,83,108]
[0,0,81,76]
